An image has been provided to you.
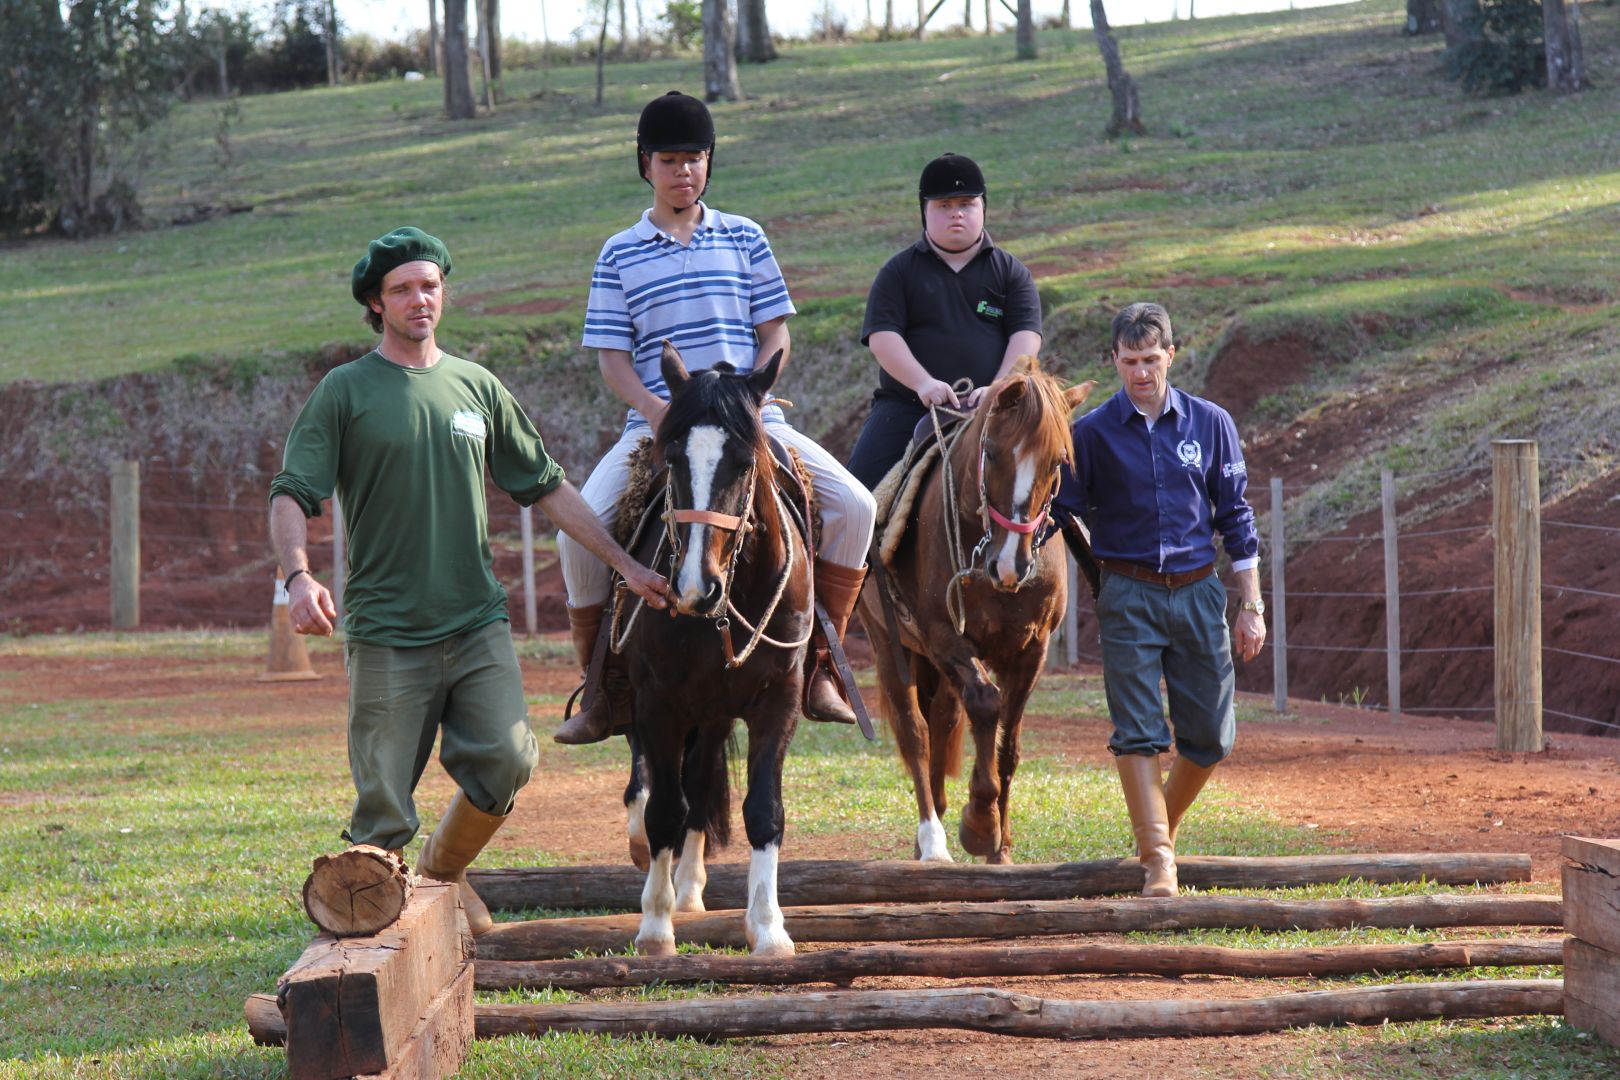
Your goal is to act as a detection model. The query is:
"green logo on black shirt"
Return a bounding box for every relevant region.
[975,300,1004,319]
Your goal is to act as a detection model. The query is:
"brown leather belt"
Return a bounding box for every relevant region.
[1096,558,1216,589]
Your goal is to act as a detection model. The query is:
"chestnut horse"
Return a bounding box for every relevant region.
[859,357,1092,863]
[615,342,813,957]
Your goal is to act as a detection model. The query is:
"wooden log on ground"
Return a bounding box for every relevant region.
[475,893,1563,961]
[480,978,1564,1040]
[468,852,1532,911]
[1561,836,1620,955]
[303,844,412,936]
[250,978,1565,1044]
[278,880,470,1080]
[474,937,1563,991]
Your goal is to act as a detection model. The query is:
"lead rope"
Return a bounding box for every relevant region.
[930,380,977,635]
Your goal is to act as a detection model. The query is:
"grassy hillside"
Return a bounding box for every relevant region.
[3,0,1618,501]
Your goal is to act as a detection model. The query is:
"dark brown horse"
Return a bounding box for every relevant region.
[617,342,812,957]
[859,357,1092,863]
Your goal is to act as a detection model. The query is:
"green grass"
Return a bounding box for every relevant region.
[6,633,1616,1078]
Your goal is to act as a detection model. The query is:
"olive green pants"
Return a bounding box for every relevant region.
[343,619,537,851]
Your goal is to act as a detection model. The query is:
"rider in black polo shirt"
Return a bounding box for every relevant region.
[846,153,1044,491]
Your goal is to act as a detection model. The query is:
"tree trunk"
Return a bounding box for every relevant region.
[1090,0,1144,138]
[428,0,440,74]
[485,0,501,80]
[1542,0,1586,94]
[738,0,776,62]
[1016,0,1035,58]
[325,0,340,86]
[964,0,972,29]
[1405,0,1442,34]
[984,0,992,35]
[442,0,475,118]
[702,0,740,102]
[595,0,608,104]
[303,846,413,936]
[885,0,894,34]
[216,23,230,96]
[1439,0,1481,50]
[1061,0,1070,26]
[616,0,627,58]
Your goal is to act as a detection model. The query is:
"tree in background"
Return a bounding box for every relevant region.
[661,0,702,50]
[737,0,776,62]
[442,0,475,116]
[1406,0,1444,34]
[427,0,440,74]
[1443,0,1544,94]
[1016,0,1035,59]
[1542,0,1585,93]
[1,0,180,237]
[702,0,740,101]
[1089,0,1143,137]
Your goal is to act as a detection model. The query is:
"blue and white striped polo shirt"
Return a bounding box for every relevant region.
[582,203,796,428]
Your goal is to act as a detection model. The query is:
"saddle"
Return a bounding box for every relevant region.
[871,410,969,573]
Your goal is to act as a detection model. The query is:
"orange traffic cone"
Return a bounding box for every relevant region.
[258,576,320,682]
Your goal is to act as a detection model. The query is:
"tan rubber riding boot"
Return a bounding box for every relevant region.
[1164,756,1218,848]
[555,603,615,745]
[803,560,867,724]
[1115,753,1178,897]
[418,790,507,936]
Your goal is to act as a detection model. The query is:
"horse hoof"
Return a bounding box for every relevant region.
[748,930,795,958]
[673,895,706,914]
[958,812,1001,858]
[635,935,677,958]
[628,837,651,872]
[986,848,1014,865]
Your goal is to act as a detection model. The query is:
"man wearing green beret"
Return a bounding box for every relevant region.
[269,226,671,934]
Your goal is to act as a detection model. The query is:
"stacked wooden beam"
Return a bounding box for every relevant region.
[1562,835,1620,1047]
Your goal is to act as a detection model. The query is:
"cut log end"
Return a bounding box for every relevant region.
[302,844,413,936]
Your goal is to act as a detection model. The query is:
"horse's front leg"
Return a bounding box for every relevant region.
[634,727,688,958]
[740,700,798,957]
[925,631,1005,860]
[623,730,650,871]
[988,644,1045,865]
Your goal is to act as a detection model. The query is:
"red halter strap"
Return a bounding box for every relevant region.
[977,441,1050,535]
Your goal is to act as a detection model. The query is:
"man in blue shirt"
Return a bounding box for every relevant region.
[1054,302,1266,896]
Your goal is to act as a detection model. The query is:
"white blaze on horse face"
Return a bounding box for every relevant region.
[744,842,795,957]
[676,425,728,605]
[917,812,953,863]
[992,445,1039,587]
[636,848,678,957]
[673,829,708,913]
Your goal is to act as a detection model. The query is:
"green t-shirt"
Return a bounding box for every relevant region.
[269,350,566,647]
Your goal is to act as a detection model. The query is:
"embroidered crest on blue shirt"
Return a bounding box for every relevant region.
[1222,460,1247,478]
[1175,439,1203,468]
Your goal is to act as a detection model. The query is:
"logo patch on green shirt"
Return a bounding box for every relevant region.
[975,300,1004,319]
[451,410,487,440]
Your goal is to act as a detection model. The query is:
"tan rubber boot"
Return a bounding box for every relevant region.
[1115,753,1178,897]
[418,790,507,936]
[803,560,867,724]
[555,603,615,745]
[1164,756,1218,848]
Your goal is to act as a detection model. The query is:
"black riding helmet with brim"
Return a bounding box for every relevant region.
[917,152,987,226]
[637,91,716,197]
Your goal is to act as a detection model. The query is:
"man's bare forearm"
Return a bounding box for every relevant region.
[270,495,314,577]
[539,481,635,577]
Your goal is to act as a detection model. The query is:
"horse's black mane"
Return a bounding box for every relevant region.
[655,361,768,456]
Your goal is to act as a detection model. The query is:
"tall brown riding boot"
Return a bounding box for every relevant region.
[1164,756,1218,847]
[803,559,867,724]
[555,603,621,745]
[418,789,507,936]
[1115,753,1178,897]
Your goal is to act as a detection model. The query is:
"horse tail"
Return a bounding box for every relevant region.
[934,685,967,780]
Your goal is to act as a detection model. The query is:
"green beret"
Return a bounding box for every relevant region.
[351,226,452,305]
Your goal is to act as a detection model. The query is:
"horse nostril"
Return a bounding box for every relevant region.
[703,580,724,612]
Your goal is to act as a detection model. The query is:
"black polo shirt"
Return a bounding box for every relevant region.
[860,232,1043,405]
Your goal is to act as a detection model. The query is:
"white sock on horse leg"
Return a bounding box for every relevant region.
[673,829,708,913]
[745,842,794,957]
[636,848,677,957]
[917,813,953,862]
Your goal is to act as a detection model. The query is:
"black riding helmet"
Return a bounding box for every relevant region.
[917,152,987,226]
[636,91,716,195]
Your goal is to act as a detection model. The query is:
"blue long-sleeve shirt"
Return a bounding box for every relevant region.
[1055,387,1259,574]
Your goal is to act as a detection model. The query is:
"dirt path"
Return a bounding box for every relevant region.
[8,645,1613,1077]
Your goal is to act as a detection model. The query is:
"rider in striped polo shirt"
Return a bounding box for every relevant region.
[555,91,877,744]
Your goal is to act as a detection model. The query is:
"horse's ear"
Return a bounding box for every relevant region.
[1064,380,1098,411]
[993,375,1028,411]
[660,340,690,393]
[746,349,783,402]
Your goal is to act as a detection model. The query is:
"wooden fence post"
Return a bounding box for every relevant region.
[520,505,538,637]
[1063,551,1080,668]
[1381,470,1401,719]
[110,460,140,629]
[1493,439,1542,752]
[331,495,346,625]
[1269,477,1287,713]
